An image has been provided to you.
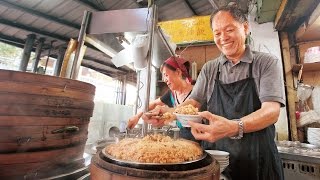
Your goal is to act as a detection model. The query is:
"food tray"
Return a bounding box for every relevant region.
[101,147,207,165]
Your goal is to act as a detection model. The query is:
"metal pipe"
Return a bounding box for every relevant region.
[44,40,55,74]
[208,0,219,9]
[142,4,157,137]
[121,75,127,105]
[134,70,141,114]
[19,34,36,71]
[157,26,175,56]
[32,37,45,72]
[71,10,91,79]
[54,46,67,76]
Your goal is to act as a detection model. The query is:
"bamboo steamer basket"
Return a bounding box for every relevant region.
[0,69,95,179]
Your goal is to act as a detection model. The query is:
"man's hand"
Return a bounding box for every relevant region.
[188,111,238,142]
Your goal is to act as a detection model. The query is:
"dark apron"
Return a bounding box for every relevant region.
[202,63,284,180]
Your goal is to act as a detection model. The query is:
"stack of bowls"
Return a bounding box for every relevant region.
[307,128,320,146]
[205,150,230,173]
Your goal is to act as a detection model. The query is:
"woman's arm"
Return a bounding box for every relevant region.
[148,98,166,110]
[127,98,166,129]
[179,98,201,109]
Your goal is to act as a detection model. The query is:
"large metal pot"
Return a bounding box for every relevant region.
[90,151,220,179]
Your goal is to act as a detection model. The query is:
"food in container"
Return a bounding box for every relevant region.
[174,104,202,127]
[105,134,203,164]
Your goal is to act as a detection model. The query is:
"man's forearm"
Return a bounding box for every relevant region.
[241,101,281,133]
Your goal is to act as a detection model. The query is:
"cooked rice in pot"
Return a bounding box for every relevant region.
[106,134,203,163]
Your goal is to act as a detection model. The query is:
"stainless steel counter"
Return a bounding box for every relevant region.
[277,141,320,180]
[279,151,320,164]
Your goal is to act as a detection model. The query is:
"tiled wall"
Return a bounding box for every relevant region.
[87,101,134,144]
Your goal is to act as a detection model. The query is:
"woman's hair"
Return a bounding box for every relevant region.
[160,56,191,81]
[209,5,247,29]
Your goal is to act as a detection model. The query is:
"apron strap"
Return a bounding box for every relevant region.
[249,62,253,78]
[216,62,221,80]
[216,61,254,80]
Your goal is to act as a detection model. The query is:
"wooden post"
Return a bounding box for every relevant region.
[71,11,91,79]
[60,39,78,78]
[54,46,66,76]
[279,31,298,141]
[19,34,36,72]
[32,37,45,72]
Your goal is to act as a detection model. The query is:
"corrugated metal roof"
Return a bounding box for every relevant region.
[0,0,273,83]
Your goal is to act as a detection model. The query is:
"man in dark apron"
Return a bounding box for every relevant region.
[143,5,285,180]
[186,5,285,180]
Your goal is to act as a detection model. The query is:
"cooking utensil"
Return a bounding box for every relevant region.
[144,111,163,119]
[108,127,120,138]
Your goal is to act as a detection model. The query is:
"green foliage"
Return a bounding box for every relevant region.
[0,42,22,59]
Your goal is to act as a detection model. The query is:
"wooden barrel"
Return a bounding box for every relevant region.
[0,143,86,179]
[0,116,89,153]
[0,69,95,179]
[90,152,220,180]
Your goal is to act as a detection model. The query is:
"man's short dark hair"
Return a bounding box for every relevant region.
[209,5,248,29]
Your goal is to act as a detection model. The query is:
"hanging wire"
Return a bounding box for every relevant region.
[137,80,144,109]
[248,0,257,14]
[177,41,195,57]
[284,81,296,91]
[145,4,151,33]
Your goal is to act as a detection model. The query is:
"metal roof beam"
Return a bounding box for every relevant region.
[45,53,126,74]
[0,0,80,30]
[208,0,219,9]
[184,0,197,15]
[0,20,100,52]
[81,63,113,77]
[0,33,25,46]
[83,56,127,73]
[72,0,104,11]
[0,19,69,42]
[82,59,137,84]
[0,20,128,73]
[0,33,41,51]
[0,39,24,49]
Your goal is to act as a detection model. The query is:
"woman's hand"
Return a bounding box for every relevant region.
[188,111,238,142]
[127,112,143,129]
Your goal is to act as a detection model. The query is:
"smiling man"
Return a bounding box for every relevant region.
[186,5,285,180]
[142,4,285,180]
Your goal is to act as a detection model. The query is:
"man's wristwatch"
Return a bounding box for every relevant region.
[230,119,243,139]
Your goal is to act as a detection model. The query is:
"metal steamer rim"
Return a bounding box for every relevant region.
[101,147,208,166]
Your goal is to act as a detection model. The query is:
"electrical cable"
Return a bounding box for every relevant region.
[137,81,144,109]
[177,41,195,57]
[248,0,256,14]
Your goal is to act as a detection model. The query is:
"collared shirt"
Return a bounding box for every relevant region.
[190,45,286,107]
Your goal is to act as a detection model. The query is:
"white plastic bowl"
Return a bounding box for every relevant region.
[205,150,230,173]
[173,113,202,127]
[307,128,320,146]
[205,150,230,157]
